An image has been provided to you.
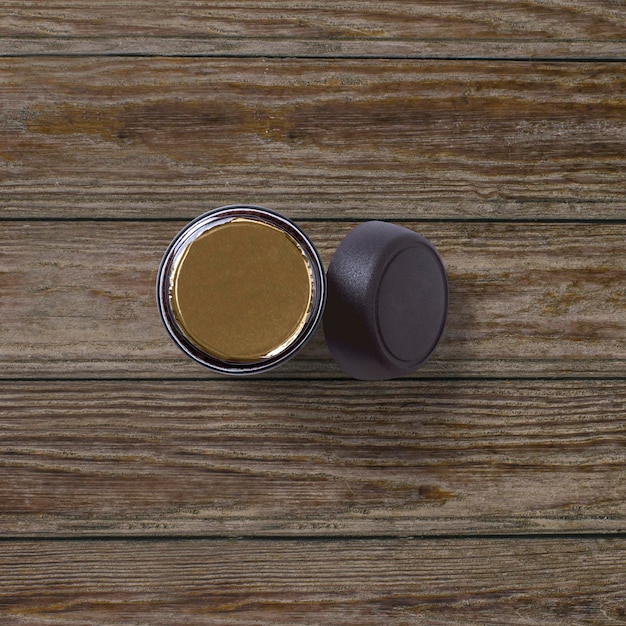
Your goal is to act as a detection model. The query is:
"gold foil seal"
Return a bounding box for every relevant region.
[170,218,313,362]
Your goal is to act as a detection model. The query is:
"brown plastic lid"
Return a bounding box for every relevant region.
[323,221,448,380]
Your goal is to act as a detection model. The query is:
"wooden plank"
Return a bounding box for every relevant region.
[2,36,626,60]
[0,379,624,536]
[1,58,625,219]
[1,0,625,58]
[3,0,625,40]
[1,221,624,379]
[0,538,624,624]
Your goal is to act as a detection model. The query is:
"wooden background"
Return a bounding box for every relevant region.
[1,2,625,623]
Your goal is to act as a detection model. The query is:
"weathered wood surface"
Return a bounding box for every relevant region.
[4,37,626,60]
[1,59,625,219]
[2,1,625,621]
[1,538,625,625]
[3,0,625,40]
[0,379,624,536]
[1,221,623,379]
[1,0,626,59]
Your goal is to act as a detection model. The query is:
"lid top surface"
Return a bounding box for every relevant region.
[170,217,314,362]
[376,244,448,364]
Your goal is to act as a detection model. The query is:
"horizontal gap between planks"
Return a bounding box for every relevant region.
[3,35,626,43]
[1,217,625,225]
[1,54,625,62]
[0,39,624,61]
[0,532,625,543]
[1,375,626,383]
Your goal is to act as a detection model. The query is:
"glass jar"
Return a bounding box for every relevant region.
[157,205,326,375]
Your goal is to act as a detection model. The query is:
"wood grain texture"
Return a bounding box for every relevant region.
[0,379,624,536]
[1,0,626,60]
[1,59,625,219]
[1,220,624,379]
[3,0,625,39]
[0,538,625,624]
[2,2,625,620]
[4,37,626,60]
